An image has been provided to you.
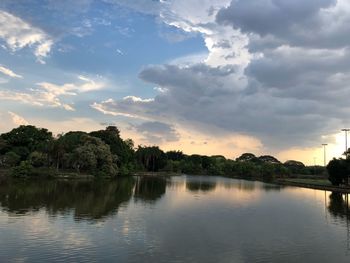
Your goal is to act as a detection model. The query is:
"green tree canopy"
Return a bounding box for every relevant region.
[166,150,185,161]
[90,126,134,166]
[236,153,259,162]
[327,158,350,186]
[258,155,280,164]
[1,125,53,154]
[72,135,118,176]
[136,146,167,172]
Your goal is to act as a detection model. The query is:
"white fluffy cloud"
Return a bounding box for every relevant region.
[0,76,105,111]
[0,65,22,78]
[0,10,53,63]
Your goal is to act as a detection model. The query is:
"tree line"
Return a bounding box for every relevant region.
[0,125,324,179]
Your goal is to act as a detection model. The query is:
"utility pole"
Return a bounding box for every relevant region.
[342,129,350,186]
[322,144,328,167]
[342,129,350,157]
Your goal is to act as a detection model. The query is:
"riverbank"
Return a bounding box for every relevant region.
[0,168,182,179]
[222,174,350,193]
[0,168,96,179]
[275,178,350,193]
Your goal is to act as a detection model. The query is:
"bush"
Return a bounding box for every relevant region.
[2,151,21,167]
[29,151,47,167]
[11,161,34,177]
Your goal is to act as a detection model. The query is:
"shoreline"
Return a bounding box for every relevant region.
[220,174,350,194]
[273,179,350,193]
[2,169,350,193]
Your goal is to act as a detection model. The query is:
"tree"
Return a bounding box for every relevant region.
[258,155,280,164]
[72,135,118,176]
[233,161,259,177]
[11,161,33,177]
[166,150,185,161]
[52,131,87,170]
[180,154,203,174]
[236,153,259,163]
[90,126,135,167]
[135,146,167,172]
[284,160,306,173]
[29,151,47,167]
[0,137,8,154]
[1,125,53,158]
[1,151,21,167]
[327,158,349,186]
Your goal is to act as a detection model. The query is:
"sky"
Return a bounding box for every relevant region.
[0,0,350,165]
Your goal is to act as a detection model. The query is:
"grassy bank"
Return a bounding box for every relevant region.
[275,178,350,193]
[222,173,350,193]
[281,178,331,186]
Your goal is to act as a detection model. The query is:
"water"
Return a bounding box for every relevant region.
[0,175,349,263]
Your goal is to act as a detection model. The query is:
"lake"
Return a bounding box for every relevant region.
[0,175,349,262]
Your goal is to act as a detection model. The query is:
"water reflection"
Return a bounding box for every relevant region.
[262,183,283,191]
[328,192,350,221]
[1,176,350,262]
[134,176,167,202]
[326,192,350,251]
[0,178,135,221]
[186,181,216,193]
[220,178,283,192]
[0,177,169,220]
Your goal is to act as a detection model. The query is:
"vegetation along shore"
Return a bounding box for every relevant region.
[1,124,349,192]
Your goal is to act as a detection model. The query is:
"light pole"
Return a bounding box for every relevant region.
[322,144,328,167]
[342,129,350,157]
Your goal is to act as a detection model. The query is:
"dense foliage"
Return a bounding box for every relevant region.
[0,125,324,179]
[327,158,350,186]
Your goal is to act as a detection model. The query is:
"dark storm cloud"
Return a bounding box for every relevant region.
[216,0,344,49]
[216,0,350,52]
[95,61,348,149]
[216,0,335,36]
[93,0,350,150]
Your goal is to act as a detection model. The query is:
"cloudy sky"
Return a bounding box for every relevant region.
[0,0,350,164]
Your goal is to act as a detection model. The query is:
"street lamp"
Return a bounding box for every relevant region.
[322,144,328,167]
[341,128,350,157]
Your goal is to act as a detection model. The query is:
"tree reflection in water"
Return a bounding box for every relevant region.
[0,178,135,221]
[134,176,167,202]
[327,192,350,250]
[328,192,350,220]
[186,179,216,193]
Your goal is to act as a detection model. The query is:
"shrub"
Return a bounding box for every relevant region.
[29,151,47,167]
[11,161,34,177]
[2,151,21,167]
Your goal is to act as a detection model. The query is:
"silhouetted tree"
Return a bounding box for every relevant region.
[258,155,280,164]
[327,158,350,186]
[166,150,185,161]
[136,146,167,172]
[236,153,259,163]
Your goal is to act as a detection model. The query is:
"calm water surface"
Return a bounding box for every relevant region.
[0,175,350,262]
